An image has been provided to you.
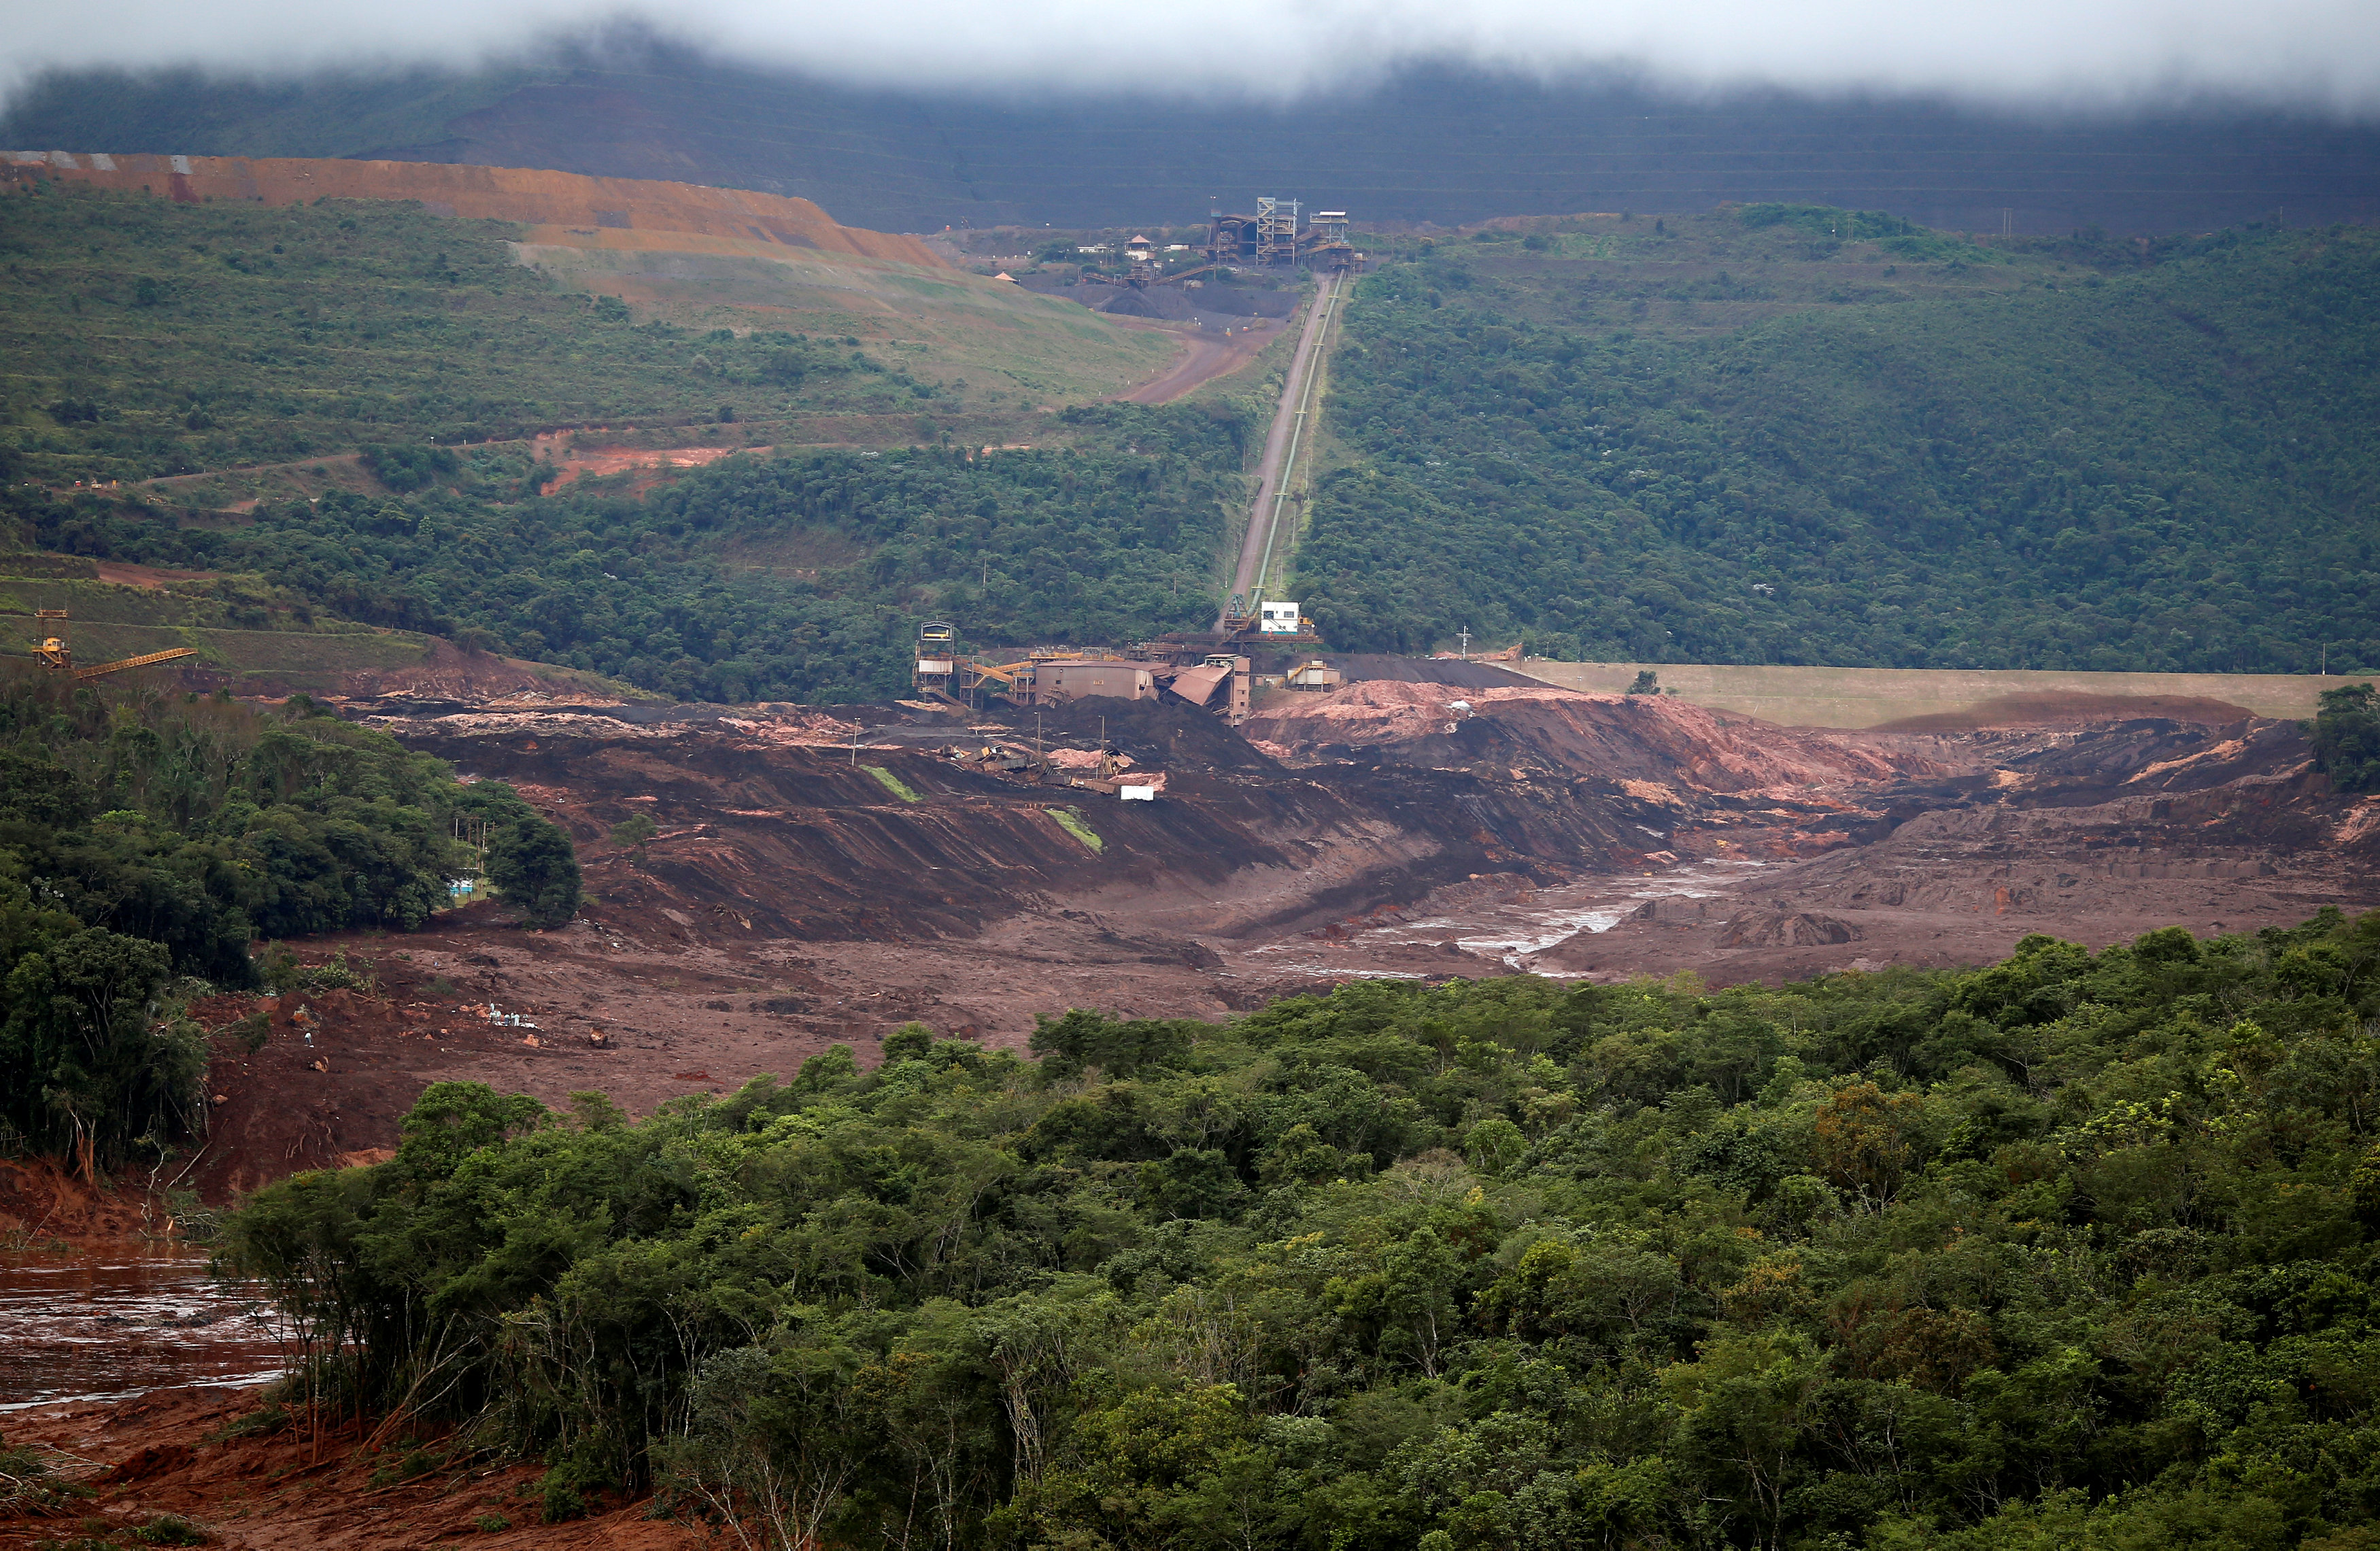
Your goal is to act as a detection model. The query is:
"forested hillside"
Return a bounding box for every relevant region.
[0,670,577,1168]
[1301,212,2380,676]
[24,401,1243,700]
[226,908,2380,1551]
[0,180,1001,486]
[14,182,2380,696]
[1,180,1251,698]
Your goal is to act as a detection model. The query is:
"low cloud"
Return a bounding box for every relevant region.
[5,0,2379,114]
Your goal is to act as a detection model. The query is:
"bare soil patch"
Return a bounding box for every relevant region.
[0,1385,696,1551]
[534,442,760,496]
[1111,319,1279,404]
[22,670,2376,1228]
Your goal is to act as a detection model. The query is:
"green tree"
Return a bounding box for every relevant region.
[2311,681,2380,792]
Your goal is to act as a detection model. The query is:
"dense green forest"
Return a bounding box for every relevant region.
[13,182,2380,695]
[20,400,1244,700]
[1299,213,2380,675]
[0,669,577,1167]
[2315,683,2380,794]
[226,908,2380,1551]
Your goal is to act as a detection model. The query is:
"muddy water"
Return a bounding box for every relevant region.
[1246,859,1772,978]
[0,1245,286,1412]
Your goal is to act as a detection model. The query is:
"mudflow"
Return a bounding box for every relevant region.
[62,666,2362,1216]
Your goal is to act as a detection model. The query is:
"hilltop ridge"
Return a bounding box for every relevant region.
[0,149,945,266]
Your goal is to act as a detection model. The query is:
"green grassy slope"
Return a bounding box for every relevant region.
[1298,211,2380,675]
[0,180,1253,700]
[0,180,1163,486]
[0,566,435,689]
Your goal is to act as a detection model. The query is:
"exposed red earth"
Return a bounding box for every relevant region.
[5,672,2370,1240]
[1108,316,1282,403]
[5,668,2375,1539]
[0,1384,698,1551]
[53,676,2344,1214]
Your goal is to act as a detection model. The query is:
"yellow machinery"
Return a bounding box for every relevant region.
[913,619,959,698]
[27,610,199,681]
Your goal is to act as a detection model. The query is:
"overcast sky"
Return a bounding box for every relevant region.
[5,0,2379,114]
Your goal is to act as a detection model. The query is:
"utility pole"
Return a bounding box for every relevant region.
[1458,626,1472,660]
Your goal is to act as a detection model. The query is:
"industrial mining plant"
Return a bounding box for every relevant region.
[911,598,1330,725]
[1205,199,1358,271]
[1092,199,1361,290]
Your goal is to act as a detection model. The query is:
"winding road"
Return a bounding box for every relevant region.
[1219,271,1343,624]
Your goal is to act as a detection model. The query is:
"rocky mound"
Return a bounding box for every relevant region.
[1715,910,1860,947]
[1244,680,1940,796]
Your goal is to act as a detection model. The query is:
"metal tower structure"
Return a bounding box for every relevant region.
[1255,196,1299,265]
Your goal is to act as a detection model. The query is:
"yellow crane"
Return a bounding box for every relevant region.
[30,610,199,681]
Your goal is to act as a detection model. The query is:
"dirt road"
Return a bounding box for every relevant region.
[1111,318,1280,404]
[1220,273,1341,621]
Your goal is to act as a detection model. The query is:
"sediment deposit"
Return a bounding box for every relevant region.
[7,675,2370,1232]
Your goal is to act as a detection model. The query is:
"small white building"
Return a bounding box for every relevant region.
[1258,601,1302,635]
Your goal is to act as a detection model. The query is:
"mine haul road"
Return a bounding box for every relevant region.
[1220,270,1342,623]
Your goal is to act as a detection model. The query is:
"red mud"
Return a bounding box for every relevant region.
[0,1160,175,1240]
[12,684,2379,1246]
[1244,680,1944,798]
[0,1386,697,1551]
[0,687,2372,1551]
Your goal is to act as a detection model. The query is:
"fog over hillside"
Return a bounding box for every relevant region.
[9,48,2380,233]
[6,0,2380,109]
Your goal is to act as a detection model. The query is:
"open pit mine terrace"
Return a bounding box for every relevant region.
[153,655,2377,1189]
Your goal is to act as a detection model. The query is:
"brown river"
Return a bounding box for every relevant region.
[0,1244,286,1412]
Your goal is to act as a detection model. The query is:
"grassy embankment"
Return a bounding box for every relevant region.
[1514,660,2339,728]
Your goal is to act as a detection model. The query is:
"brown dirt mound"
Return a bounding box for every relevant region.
[1716,910,1859,947]
[1244,680,1941,796]
[0,1158,170,1238]
[1871,691,2260,733]
[0,1385,699,1551]
[1,152,941,267]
